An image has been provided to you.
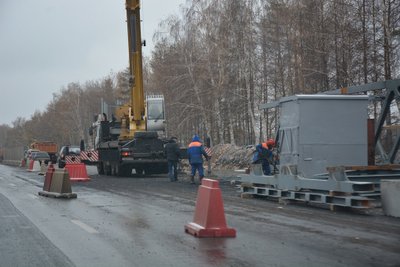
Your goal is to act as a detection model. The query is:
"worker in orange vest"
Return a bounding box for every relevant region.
[253,138,275,175]
[187,135,209,184]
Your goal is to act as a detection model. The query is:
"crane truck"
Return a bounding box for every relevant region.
[89,0,168,176]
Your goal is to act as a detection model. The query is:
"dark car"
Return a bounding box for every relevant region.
[58,145,81,168]
[31,151,50,165]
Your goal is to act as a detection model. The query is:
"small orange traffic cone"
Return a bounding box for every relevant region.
[185,179,236,238]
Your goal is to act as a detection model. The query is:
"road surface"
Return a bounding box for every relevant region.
[0,164,399,267]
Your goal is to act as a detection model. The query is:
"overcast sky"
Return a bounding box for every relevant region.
[0,0,185,126]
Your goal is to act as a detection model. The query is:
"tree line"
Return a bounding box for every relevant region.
[0,0,399,150]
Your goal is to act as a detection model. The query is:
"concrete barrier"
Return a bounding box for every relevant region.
[38,162,48,175]
[29,160,41,172]
[1,160,21,166]
[38,169,77,199]
[381,180,400,218]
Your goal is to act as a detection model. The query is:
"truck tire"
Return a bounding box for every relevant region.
[135,168,143,176]
[119,165,132,177]
[105,164,112,176]
[112,163,121,176]
[97,163,104,175]
[58,161,65,169]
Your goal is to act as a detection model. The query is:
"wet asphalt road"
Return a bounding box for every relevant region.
[0,164,399,267]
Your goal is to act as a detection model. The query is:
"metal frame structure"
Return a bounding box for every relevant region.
[240,80,400,209]
[323,79,400,164]
[260,79,400,164]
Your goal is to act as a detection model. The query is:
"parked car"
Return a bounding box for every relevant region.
[58,145,81,168]
[24,149,39,159]
[30,151,50,165]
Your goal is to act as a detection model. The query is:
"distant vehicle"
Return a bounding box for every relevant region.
[24,149,40,160]
[30,141,58,163]
[30,151,50,165]
[58,145,81,168]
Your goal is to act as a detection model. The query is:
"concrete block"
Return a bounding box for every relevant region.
[381,180,400,218]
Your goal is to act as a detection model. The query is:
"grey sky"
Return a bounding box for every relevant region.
[0,0,185,126]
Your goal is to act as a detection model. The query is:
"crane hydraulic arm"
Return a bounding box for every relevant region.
[126,0,145,133]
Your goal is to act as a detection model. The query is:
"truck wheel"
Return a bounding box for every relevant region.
[105,164,112,175]
[58,161,65,169]
[97,163,104,175]
[112,163,120,176]
[121,166,132,177]
[116,165,130,177]
[143,168,153,175]
[111,164,116,176]
[135,168,143,175]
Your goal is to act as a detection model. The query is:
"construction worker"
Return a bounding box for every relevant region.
[253,139,274,175]
[266,138,276,150]
[266,138,279,173]
[164,137,180,182]
[187,135,209,184]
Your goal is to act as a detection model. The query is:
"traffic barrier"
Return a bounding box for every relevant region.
[20,158,26,168]
[30,160,41,172]
[26,158,33,171]
[38,162,48,175]
[381,180,400,218]
[38,168,77,199]
[185,179,236,238]
[80,150,99,163]
[42,164,55,191]
[65,163,90,182]
[65,155,81,164]
[2,160,20,166]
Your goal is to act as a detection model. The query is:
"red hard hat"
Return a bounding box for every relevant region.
[266,138,275,146]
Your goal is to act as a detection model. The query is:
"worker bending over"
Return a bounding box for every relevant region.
[253,139,275,175]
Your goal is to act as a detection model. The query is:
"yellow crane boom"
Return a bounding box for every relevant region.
[126,0,145,123]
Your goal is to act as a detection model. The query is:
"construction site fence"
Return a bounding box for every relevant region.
[1,146,25,166]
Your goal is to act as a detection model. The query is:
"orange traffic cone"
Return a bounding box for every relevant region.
[65,163,90,182]
[185,179,236,238]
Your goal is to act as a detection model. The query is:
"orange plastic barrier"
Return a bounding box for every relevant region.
[27,159,34,171]
[185,179,236,238]
[65,163,90,182]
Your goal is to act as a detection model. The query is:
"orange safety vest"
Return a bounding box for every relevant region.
[262,143,268,149]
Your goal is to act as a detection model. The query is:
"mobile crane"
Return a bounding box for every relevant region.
[89,0,168,176]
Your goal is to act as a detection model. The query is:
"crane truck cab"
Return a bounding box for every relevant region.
[146,95,166,135]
